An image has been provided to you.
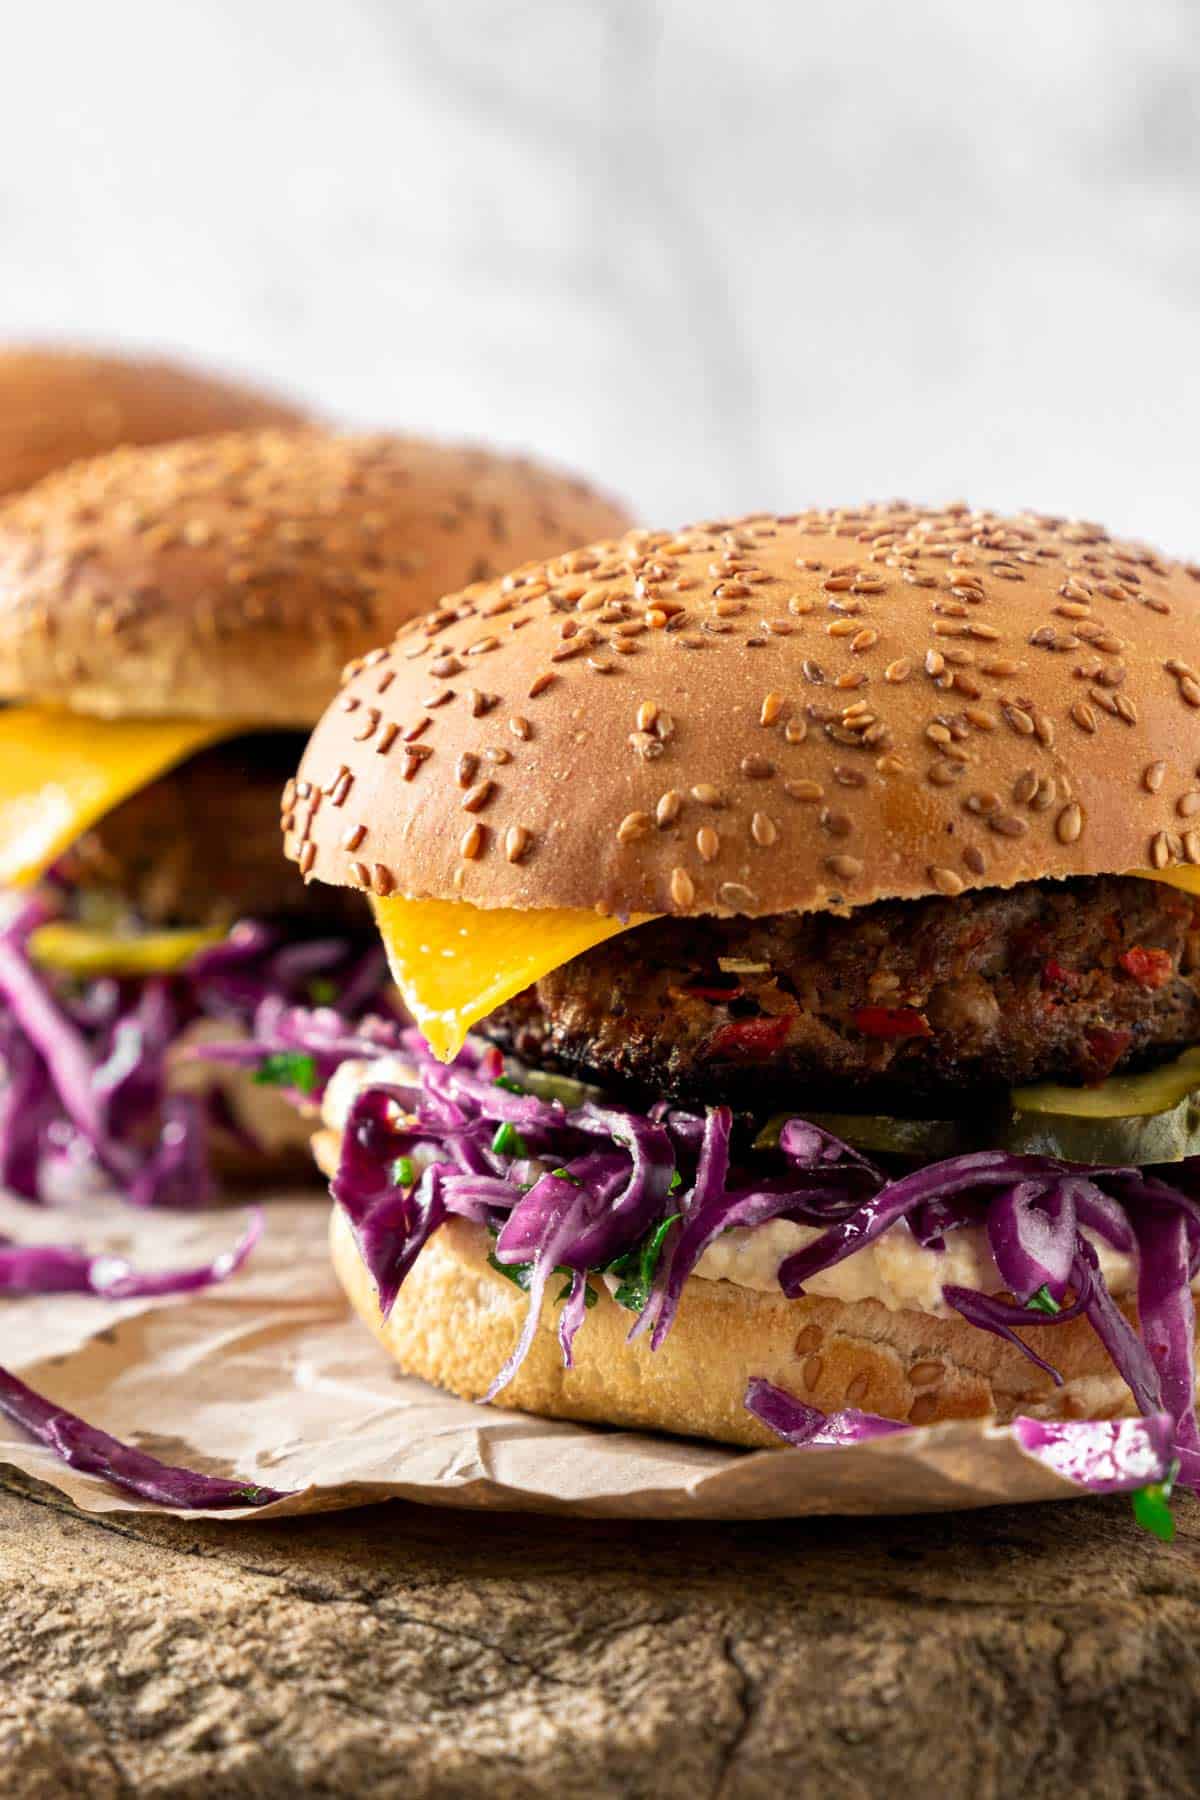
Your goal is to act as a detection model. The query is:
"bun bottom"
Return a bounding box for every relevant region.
[329,1207,1151,1449]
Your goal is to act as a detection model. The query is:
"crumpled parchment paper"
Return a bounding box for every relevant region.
[0,1187,1154,1520]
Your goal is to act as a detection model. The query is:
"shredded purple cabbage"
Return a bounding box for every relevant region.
[289,1027,1200,1485]
[745,1376,1175,1494]
[0,1208,261,1297]
[0,899,396,1208]
[744,1377,908,1445]
[0,1364,290,1508]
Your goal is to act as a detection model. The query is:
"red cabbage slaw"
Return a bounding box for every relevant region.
[0,894,390,1506]
[312,1026,1200,1490]
[0,895,394,1208]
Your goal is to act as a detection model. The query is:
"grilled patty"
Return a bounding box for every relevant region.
[56,734,368,932]
[482,875,1200,1112]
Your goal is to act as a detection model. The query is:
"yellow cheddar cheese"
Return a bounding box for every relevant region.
[0,706,244,887]
[1132,866,1200,897]
[371,894,656,1062]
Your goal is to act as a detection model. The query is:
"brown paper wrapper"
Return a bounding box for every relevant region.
[0,1189,1150,1519]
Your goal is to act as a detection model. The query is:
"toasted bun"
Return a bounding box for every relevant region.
[0,431,631,723]
[0,346,306,498]
[292,504,1200,917]
[328,1206,1144,1447]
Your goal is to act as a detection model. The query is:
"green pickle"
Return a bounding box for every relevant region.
[1005,1048,1200,1165]
[755,1047,1200,1167]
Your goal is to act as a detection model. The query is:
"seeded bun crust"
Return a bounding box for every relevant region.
[291,505,1200,917]
[326,1203,1147,1448]
[0,431,631,724]
[0,346,307,499]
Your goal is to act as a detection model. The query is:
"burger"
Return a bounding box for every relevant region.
[0,429,630,1204]
[0,345,307,497]
[282,503,1200,1476]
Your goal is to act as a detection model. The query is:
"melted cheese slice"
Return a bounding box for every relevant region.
[1133,866,1200,896]
[372,868,1200,1065]
[0,706,242,887]
[371,895,656,1062]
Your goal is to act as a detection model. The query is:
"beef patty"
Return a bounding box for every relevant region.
[55,734,368,932]
[482,875,1200,1113]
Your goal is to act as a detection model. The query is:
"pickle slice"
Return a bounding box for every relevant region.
[1004,1047,1200,1165]
[28,921,224,978]
[753,1110,972,1160]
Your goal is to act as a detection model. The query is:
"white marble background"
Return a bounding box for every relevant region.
[0,1,1196,553]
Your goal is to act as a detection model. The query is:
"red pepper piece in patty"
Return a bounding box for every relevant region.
[1118,946,1174,991]
[1084,1026,1134,1079]
[685,982,745,1003]
[851,1005,932,1040]
[708,1015,791,1060]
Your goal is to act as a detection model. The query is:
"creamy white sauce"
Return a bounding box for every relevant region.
[324,1057,1163,1314]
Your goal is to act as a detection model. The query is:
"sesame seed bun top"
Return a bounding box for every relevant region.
[289,503,1200,918]
[0,429,632,724]
[0,345,307,499]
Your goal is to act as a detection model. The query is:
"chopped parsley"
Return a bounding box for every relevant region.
[308,977,338,1006]
[393,1156,416,1189]
[1027,1285,1061,1316]
[486,1252,595,1308]
[494,1075,526,1095]
[1132,1458,1180,1543]
[608,1213,682,1313]
[254,1051,318,1096]
[491,1121,528,1159]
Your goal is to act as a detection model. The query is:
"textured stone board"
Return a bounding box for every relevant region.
[1,1471,1198,1797]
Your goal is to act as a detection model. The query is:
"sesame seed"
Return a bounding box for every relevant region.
[1071,700,1098,734]
[298,842,315,876]
[784,719,808,744]
[1144,761,1167,792]
[460,823,485,860]
[1178,792,1200,818]
[1183,677,1200,708]
[636,700,659,732]
[691,783,724,807]
[656,790,683,826]
[740,754,775,780]
[760,691,785,726]
[1151,830,1174,869]
[509,715,532,740]
[670,866,695,907]
[1056,802,1083,844]
[341,824,366,851]
[785,779,824,802]
[348,861,370,888]
[718,882,757,909]
[352,708,381,742]
[929,866,965,896]
[696,825,720,862]
[457,753,479,787]
[825,854,863,880]
[504,825,532,863]
[617,810,652,844]
[371,864,395,897]
[461,780,495,813]
[528,672,556,697]
[884,658,911,683]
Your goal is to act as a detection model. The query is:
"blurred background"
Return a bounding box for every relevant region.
[1,0,1196,550]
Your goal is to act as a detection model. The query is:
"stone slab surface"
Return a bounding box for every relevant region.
[1,1471,1198,1798]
